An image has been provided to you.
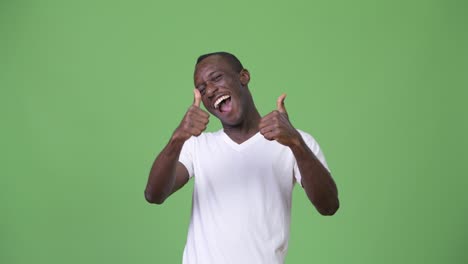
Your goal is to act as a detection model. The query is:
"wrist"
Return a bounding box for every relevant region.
[170,131,188,146]
[289,133,306,152]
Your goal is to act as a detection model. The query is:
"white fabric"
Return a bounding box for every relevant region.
[178,129,329,264]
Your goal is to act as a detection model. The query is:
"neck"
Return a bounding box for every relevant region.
[222,106,261,144]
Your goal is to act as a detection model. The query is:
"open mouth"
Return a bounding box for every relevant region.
[213,95,232,113]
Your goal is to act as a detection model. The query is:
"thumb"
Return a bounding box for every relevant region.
[193,88,202,107]
[276,93,287,114]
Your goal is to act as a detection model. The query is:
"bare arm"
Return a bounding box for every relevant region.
[259,94,339,215]
[144,89,209,204]
[144,137,190,204]
[290,137,339,215]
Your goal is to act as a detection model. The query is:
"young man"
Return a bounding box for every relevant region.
[145,52,339,264]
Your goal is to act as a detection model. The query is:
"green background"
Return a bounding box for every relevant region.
[2,0,467,263]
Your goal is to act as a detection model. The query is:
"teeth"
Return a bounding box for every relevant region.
[214,95,230,109]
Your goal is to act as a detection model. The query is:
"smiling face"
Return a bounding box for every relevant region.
[194,55,251,126]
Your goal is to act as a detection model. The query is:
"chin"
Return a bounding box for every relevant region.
[219,115,243,127]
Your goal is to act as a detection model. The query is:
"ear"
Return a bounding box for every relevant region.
[239,69,250,86]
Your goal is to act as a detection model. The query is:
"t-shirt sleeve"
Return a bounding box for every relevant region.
[178,136,195,178]
[293,130,330,187]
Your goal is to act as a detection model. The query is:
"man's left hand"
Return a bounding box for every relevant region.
[259,94,301,147]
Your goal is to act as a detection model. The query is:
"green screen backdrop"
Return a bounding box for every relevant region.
[2,0,467,263]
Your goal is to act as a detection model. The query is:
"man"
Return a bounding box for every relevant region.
[145,52,339,264]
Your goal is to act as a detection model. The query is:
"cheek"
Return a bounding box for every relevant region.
[221,77,236,88]
[202,99,210,109]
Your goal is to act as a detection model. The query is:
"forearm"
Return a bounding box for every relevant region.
[290,137,339,215]
[145,135,185,204]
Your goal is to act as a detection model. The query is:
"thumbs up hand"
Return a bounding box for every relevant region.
[259,94,301,147]
[172,89,210,142]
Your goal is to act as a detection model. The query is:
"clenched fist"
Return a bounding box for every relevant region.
[259,94,301,147]
[172,89,210,142]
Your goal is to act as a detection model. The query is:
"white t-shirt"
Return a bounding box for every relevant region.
[178,129,329,264]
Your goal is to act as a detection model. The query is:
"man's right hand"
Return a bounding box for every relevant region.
[172,89,210,142]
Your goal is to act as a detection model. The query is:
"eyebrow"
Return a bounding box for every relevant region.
[196,70,222,88]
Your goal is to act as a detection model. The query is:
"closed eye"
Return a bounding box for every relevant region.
[197,85,206,95]
[212,74,223,82]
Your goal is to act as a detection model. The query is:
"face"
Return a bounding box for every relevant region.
[194,55,250,126]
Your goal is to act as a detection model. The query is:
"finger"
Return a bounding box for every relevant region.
[189,107,210,119]
[189,127,204,136]
[260,111,286,130]
[259,124,278,135]
[258,118,273,130]
[262,131,277,141]
[186,109,209,123]
[193,88,202,107]
[184,120,208,135]
[188,115,209,126]
[188,102,210,117]
[259,111,279,126]
[276,93,287,114]
[195,108,210,119]
[189,123,208,133]
[189,122,208,136]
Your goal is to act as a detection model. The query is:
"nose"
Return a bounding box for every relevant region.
[205,82,218,98]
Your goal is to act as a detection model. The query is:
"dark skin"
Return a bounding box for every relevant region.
[145,55,339,215]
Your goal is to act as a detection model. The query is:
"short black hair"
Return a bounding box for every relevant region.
[196,51,244,73]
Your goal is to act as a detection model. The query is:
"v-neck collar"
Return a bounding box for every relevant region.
[220,130,263,152]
